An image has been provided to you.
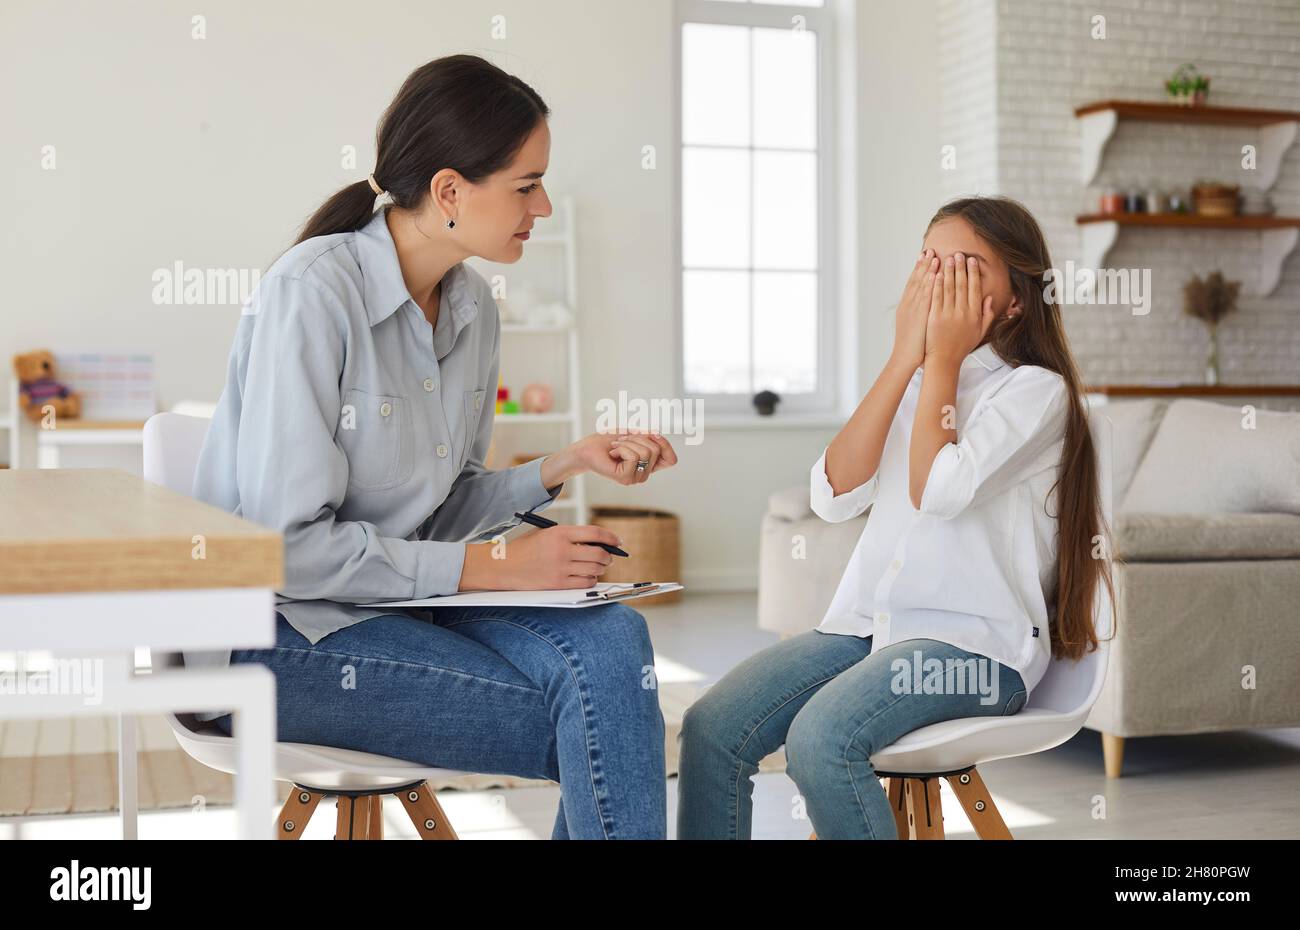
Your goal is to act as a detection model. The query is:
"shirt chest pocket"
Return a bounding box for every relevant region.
[337,388,414,491]
[459,389,487,467]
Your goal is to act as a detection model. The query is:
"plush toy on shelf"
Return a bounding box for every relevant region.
[496,371,521,414]
[12,349,81,424]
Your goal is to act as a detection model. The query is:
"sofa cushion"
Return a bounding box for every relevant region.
[768,485,814,522]
[1121,399,1300,514]
[1117,512,1300,560]
[1098,398,1167,503]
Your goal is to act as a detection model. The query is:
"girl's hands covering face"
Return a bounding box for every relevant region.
[924,251,996,366]
[891,249,941,369]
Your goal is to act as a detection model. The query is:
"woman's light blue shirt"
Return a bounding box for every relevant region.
[183,207,562,716]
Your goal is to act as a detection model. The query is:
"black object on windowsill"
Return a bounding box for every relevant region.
[752,389,780,416]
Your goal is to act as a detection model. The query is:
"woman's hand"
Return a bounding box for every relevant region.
[544,429,678,488]
[460,524,623,591]
[892,249,941,370]
[925,252,995,367]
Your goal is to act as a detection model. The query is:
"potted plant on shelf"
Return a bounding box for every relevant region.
[1165,63,1210,106]
[1183,271,1241,385]
[1193,72,1211,105]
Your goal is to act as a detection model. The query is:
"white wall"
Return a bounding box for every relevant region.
[1,0,941,591]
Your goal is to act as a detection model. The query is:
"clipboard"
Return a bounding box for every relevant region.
[355,581,683,610]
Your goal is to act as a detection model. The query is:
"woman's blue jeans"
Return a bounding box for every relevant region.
[676,631,1027,839]
[212,604,666,839]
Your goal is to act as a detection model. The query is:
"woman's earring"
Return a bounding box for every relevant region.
[445,218,456,230]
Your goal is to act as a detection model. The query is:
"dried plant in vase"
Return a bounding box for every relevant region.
[1182,271,1241,385]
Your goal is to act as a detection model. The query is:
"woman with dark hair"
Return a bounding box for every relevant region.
[188,55,677,839]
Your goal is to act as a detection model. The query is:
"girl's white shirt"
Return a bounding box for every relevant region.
[811,342,1070,700]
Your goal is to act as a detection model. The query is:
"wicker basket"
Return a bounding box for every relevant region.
[589,506,682,605]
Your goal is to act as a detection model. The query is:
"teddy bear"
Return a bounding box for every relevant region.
[12,350,81,424]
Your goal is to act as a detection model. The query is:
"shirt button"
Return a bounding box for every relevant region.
[423,378,436,392]
[436,444,448,458]
[474,394,482,411]
[379,402,392,417]
[876,611,890,624]
[890,559,902,571]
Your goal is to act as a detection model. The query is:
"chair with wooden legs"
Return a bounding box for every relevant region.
[811,412,1114,840]
[144,412,471,840]
[162,704,466,840]
[276,779,458,840]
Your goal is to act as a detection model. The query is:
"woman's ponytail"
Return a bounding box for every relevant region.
[296,180,381,245]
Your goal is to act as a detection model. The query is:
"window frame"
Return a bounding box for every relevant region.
[673,0,839,417]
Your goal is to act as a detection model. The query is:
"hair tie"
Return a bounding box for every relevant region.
[367,173,384,196]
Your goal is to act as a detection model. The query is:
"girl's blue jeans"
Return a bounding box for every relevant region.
[675,630,1027,839]
[212,604,666,839]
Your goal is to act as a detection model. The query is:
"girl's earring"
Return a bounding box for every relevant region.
[446,218,456,230]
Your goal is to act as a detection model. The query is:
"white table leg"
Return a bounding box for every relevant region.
[118,710,139,840]
[229,665,277,840]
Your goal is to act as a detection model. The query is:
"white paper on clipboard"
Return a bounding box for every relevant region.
[355,582,683,610]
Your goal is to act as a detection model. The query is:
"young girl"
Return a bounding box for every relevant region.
[676,196,1114,840]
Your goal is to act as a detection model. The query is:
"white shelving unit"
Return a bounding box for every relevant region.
[1,377,21,468]
[476,196,587,524]
[5,376,151,470]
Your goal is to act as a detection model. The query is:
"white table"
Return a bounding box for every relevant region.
[0,469,282,839]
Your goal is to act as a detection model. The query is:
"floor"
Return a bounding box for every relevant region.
[3,591,1299,839]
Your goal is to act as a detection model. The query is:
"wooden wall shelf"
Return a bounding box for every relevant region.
[1074,99,1299,188]
[1074,213,1300,297]
[1074,100,1300,126]
[1077,213,1300,229]
[1087,384,1300,397]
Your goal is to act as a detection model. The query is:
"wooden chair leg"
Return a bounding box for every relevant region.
[1102,732,1125,778]
[904,777,945,839]
[369,794,384,840]
[883,776,910,839]
[334,794,376,840]
[398,781,459,840]
[945,767,1012,840]
[277,787,323,840]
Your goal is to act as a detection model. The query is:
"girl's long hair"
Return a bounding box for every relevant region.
[927,196,1116,661]
[295,54,549,245]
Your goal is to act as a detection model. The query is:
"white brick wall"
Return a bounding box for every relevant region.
[939,0,1000,197]
[941,0,1300,384]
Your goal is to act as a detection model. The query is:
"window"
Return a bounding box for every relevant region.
[676,0,835,414]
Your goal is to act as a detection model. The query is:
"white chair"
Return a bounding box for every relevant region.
[812,411,1114,840]
[143,411,470,840]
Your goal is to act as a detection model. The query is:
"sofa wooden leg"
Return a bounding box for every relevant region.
[905,777,945,839]
[1102,732,1125,778]
[945,768,1012,839]
[398,781,459,840]
[277,787,322,840]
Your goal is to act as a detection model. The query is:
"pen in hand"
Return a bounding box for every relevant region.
[513,511,629,558]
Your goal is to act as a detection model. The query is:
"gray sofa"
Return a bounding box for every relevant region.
[758,398,1300,777]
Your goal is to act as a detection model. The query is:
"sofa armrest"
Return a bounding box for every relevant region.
[1116,512,1300,561]
[767,485,814,522]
